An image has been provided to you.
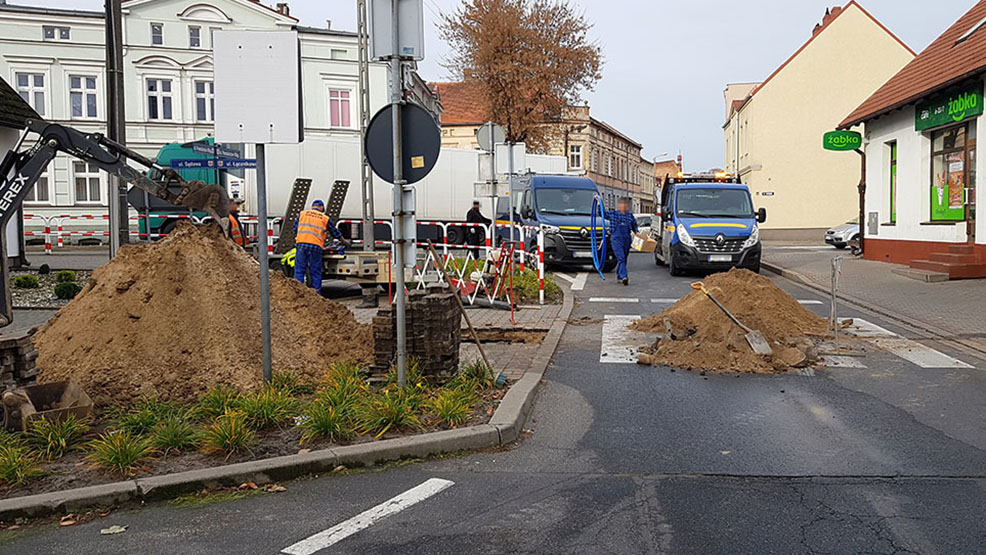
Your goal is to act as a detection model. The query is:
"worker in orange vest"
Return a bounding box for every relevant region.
[294,199,345,292]
[227,198,247,247]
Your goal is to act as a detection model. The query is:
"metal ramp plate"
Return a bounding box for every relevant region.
[325,180,349,221]
[274,178,312,255]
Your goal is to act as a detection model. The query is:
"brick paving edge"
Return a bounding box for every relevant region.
[0,289,576,521]
[762,261,986,359]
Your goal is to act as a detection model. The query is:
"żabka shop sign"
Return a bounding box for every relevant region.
[915,82,984,131]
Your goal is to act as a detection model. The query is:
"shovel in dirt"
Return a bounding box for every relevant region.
[690,282,773,356]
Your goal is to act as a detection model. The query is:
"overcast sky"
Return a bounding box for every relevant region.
[51,0,976,169]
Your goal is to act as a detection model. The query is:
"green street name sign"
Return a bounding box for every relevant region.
[823,130,862,151]
[915,83,984,131]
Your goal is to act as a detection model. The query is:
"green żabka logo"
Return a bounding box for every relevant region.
[823,130,862,151]
[948,92,978,122]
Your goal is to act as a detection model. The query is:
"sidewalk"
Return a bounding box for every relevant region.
[762,246,986,353]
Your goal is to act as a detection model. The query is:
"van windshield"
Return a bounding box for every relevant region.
[535,188,596,216]
[676,188,753,218]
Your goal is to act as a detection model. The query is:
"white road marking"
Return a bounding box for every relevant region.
[281,478,454,555]
[589,297,639,303]
[554,272,576,284]
[570,272,588,291]
[650,298,680,304]
[846,318,973,369]
[600,315,652,363]
[821,355,867,368]
[798,300,824,305]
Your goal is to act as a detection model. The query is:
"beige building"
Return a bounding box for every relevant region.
[723,2,915,236]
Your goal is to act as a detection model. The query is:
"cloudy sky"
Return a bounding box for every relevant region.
[53,0,975,170]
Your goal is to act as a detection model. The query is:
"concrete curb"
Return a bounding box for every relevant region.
[763,261,986,358]
[0,288,575,521]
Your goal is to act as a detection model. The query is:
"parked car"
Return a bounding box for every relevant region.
[825,221,860,249]
[634,213,653,238]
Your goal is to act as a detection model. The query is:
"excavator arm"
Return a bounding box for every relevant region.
[0,119,231,327]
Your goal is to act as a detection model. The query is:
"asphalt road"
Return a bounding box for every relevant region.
[6,254,986,554]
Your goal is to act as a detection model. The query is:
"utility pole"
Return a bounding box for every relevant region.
[105,0,128,256]
[357,0,376,251]
[390,0,408,387]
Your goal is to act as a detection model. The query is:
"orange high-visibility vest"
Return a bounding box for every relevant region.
[229,214,246,247]
[296,209,329,248]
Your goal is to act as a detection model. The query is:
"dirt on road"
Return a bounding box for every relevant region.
[632,268,828,373]
[33,223,372,406]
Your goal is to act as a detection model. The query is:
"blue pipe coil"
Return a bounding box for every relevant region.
[591,195,606,280]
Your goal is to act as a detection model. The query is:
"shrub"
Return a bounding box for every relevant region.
[55,270,77,283]
[453,358,498,391]
[195,385,242,420]
[38,264,51,275]
[87,431,153,475]
[271,372,314,396]
[355,387,422,438]
[298,401,353,445]
[512,268,561,303]
[150,416,200,456]
[239,387,301,430]
[427,388,476,428]
[318,369,368,414]
[26,414,89,459]
[0,445,42,485]
[13,275,39,289]
[201,411,255,459]
[54,281,83,300]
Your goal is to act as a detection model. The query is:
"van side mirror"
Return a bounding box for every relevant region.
[757,207,767,223]
[521,207,534,220]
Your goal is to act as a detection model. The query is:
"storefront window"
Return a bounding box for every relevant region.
[930,123,975,221]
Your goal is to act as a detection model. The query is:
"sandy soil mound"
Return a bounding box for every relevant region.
[33,223,372,406]
[631,268,828,373]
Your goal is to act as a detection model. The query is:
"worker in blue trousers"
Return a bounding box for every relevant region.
[294,199,346,293]
[605,197,638,286]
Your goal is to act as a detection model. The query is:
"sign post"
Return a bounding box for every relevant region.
[824,129,865,255]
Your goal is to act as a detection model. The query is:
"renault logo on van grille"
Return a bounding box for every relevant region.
[715,233,726,246]
[580,228,589,239]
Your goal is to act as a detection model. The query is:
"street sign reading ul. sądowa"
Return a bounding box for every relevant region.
[170,158,256,169]
[823,130,862,151]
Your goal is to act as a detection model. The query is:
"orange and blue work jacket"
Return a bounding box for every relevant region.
[228,212,246,247]
[295,209,343,249]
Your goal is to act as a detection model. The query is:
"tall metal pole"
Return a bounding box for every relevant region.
[256,144,273,382]
[390,0,408,387]
[855,148,866,256]
[105,0,128,256]
[507,142,515,242]
[357,0,376,251]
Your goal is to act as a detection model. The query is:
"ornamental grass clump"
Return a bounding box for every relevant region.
[298,401,354,445]
[87,431,154,475]
[239,386,301,430]
[150,416,200,456]
[26,414,89,459]
[201,410,255,460]
[0,444,43,485]
[355,386,422,438]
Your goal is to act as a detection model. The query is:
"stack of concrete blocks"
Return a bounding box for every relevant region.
[372,287,462,378]
[0,334,40,389]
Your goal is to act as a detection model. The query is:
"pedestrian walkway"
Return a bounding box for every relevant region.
[762,246,986,353]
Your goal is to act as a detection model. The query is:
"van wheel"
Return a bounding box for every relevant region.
[669,254,684,277]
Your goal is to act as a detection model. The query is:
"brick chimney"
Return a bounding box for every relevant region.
[276,2,290,16]
[813,6,842,36]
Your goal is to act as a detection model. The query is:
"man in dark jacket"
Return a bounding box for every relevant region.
[465,201,492,258]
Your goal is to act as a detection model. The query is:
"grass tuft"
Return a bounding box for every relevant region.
[239,387,301,430]
[110,398,182,436]
[427,388,476,428]
[201,411,255,460]
[87,431,154,475]
[194,385,243,420]
[25,414,89,459]
[150,416,200,456]
[271,372,315,396]
[0,444,43,485]
[298,401,354,445]
[355,386,422,438]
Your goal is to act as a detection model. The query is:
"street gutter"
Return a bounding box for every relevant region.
[762,261,986,359]
[0,289,574,521]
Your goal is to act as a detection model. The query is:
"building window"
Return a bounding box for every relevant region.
[194,80,215,122]
[73,162,102,204]
[568,145,582,170]
[146,78,173,120]
[43,26,70,41]
[151,23,163,46]
[591,150,598,172]
[889,141,897,223]
[930,123,975,221]
[14,73,45,116]
[189,26,201,48]
[330,49,348,60]
[329,89,352,128]
[25,168,50,204]
[69,75,98,119]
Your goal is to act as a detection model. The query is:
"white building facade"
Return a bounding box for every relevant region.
[0,0,391,240]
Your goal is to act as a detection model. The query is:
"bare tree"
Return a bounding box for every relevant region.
[440,0,603,152]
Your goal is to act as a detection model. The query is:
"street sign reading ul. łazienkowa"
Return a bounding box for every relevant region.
[915,83,984,131]
[823,130,862,151]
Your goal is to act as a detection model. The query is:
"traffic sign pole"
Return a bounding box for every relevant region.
[391,0,408,388]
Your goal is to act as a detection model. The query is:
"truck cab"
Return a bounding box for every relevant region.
[496,174,615,270]
[654,174,766,275]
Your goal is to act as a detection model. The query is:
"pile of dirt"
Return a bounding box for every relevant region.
[630,268,828,373]
[33,223,373,406]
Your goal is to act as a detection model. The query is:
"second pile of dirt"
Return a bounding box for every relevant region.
[33,223,373,406]
[630,268,828,373]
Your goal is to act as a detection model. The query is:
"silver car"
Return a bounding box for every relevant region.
[634,213,653,237]
[825,221,859,249]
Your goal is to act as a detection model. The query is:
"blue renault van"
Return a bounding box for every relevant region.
[654,174,766,275]
[496,173,616,271]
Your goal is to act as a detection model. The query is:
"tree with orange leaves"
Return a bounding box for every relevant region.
[440,0,603,152]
